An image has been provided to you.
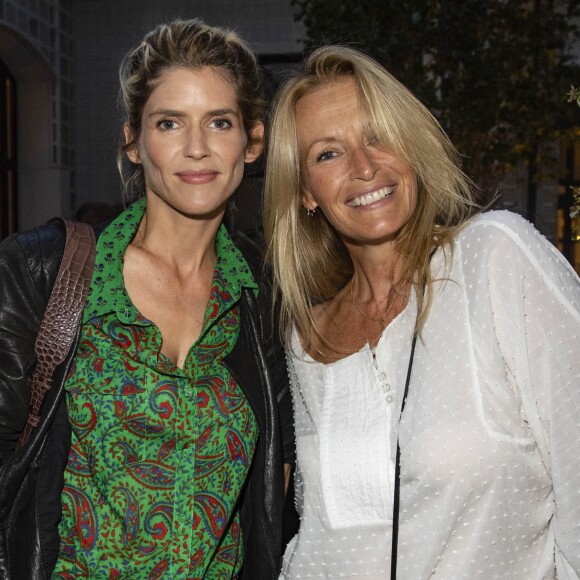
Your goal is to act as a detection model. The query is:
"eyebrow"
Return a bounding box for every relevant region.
[148,107,240,118]
[308,137,336,146]
[302,137,338,152]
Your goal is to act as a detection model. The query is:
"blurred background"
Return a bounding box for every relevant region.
[1,0,579,271]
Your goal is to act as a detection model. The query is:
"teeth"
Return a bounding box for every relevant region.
[347,186,393,207]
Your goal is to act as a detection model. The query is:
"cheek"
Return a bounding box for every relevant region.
[232,158,245,181]
[230,141,247,170]
[304,171,334,206]
[222,138,249,173]
[138,138,165,170]
[225,151,247,192]
[139,153,163,184]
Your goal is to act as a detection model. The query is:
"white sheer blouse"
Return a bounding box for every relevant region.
[280,211,580,579]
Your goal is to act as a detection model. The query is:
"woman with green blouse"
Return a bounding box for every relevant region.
[0,19,294,579]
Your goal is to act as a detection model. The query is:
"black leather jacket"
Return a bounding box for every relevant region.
[0,221,294,579]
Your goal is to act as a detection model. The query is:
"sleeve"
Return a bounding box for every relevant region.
[0,233,47,465]
[476,212,580,577]
[255,266,296,466]
[271,334,295,466]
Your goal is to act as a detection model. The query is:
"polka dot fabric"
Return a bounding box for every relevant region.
[280,211,580,579]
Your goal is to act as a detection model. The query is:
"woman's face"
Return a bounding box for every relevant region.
[296,77,417,248]
[126,67,263,219]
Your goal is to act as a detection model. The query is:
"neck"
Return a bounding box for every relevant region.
[134,201,223,275]
[348,245,401,303]
[343,242,410,335]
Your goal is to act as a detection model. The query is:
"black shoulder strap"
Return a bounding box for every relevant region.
[391,258,433,577]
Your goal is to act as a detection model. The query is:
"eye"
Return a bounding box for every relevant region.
[157,119,178,131]
[210,118,233,130]
[315,150,336,162]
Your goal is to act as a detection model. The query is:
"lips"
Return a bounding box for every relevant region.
[346,185,394,207]
[176,170,218,185]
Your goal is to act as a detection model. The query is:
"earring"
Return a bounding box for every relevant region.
[306,207,316,218]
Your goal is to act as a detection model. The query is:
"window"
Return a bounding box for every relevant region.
[0,60,17,240]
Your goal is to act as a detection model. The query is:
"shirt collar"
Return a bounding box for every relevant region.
[214,223,259,304]
[83,198,258,324]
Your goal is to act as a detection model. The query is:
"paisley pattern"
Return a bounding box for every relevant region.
[53,199,259,578]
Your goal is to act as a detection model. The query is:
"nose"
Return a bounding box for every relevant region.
[349,147,379,181]
[184,128,210,160]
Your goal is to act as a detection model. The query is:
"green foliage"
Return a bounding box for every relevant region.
[292,0,580,191]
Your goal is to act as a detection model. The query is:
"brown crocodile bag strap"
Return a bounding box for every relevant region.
[16,220,96,449]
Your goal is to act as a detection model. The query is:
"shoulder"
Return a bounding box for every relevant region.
[0,219,103,300]
[455,210,564,266]
[0,222,67,298]
[458,210,541,246]
[229,229,272,291]
[3,221,66,261]
[229,230,264,270]
[451,210,578,291]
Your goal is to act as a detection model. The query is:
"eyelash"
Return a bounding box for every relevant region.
[316,150,335,162]
[157,119,178,130]
[156,118,233,131]
[211,118,233,129]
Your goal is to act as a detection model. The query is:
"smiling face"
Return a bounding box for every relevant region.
[126,66,263,220]
[296,77,417,249]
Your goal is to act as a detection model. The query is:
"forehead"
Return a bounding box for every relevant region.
[145,66,239,110]
[296,77,359,121]
[295,77,364,148]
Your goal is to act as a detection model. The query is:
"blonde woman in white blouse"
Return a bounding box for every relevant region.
[264,45,580,579]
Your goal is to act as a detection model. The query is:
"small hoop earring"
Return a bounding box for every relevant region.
[306,207,316,218]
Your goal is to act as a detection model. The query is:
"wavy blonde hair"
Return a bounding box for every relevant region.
[264,45,478,346]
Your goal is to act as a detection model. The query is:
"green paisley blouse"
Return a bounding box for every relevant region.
[53,199,259,579]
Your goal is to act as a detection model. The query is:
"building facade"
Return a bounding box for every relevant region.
[0,0,74,237]
[0,0,578,269]
[0,0,303,237]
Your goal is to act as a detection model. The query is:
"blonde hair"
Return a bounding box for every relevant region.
[117,18,263,202]
[264,45,478,345]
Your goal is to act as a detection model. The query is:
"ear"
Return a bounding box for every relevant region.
[123,123,141,164]
[244,121,265,164]
[301,187,318,212]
